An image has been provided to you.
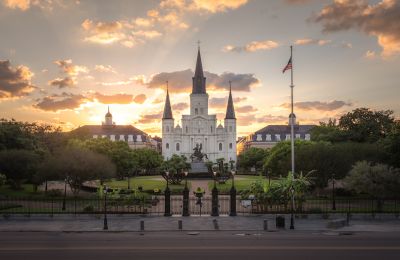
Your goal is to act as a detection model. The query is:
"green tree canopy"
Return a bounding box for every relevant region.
[0,149,40,189]
[344,161,400,199]
[40,147,116,195]
[237,147,269,171]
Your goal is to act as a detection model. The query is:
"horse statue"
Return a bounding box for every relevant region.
[190,143,208,162]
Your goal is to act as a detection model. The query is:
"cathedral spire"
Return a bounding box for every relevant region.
[163,81,173,119]
[192,45,206,94]
[225,81,236,119]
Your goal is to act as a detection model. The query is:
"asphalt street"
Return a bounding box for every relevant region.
[0,231,399,260]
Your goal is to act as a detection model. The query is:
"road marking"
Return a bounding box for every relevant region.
[0,246,399,251]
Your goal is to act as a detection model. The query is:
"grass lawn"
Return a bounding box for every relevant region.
[208,175,272,193]
[0,184,44,197]
[105,175,190,194]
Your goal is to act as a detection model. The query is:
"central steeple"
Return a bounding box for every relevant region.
[192,47,206,94]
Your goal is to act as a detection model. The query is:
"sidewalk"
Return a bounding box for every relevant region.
[0,214,399,233]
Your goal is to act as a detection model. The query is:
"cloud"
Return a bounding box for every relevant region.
[236,114,287,126]
[365,50,376,59]
[0,60,35,99]
[34,93,89,112]
[92,92,133,104]
[3,0,30,10]
[137,112,163,124]
[94,65,117,74]
[54,59,88,76]
[190,0,248,13]
[280,100,352,111]
[294,38,331,46]
[236,105,257,113]
[133,94,147,104]
[48,77,75,88]
[312,0,400,57]
[209,97,227,108]
[172,102,189,111]
[144,69,259,93]
[285,0,313,4]
[80,0,249,48]
[2,0,64,11]
[223,40,279,53]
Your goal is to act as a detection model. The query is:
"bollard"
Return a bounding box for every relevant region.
[213,219,219,230]
[178,220,183,230]
[140,220,144,231]
[263,219,268,231]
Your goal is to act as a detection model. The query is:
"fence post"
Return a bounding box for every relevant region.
[164,186,172,217]
[51,197,54,217]
[182,183,190,217]
[74,197,77,215]
[211,185,219,217]
[346,199,351,225]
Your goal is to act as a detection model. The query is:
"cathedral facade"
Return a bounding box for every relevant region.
[162,48,237,164]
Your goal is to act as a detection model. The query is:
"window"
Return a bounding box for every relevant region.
[256,134,262,141]
[166,143,169,149]
[210,126,213,133]
[186,126,188,133]
[229,143,233,149]
[176,143,180,151]
[229,126,232,132]
[195,108,198,115]
[305,134,311,140]
[266,134,271,141]
[166,126,169,132]
[219,143,222,151]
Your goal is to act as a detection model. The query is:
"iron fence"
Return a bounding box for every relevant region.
[0,196,399,215]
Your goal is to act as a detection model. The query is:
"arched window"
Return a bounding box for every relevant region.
[229,143,233,149]
[176,143,180,151]
[186,126,188,133]
[195,108,198,115]
[210,126,213,133]
[166,143,169,149]
[219,143,222,151]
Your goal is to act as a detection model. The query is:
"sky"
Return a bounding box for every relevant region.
[0,0,399,137]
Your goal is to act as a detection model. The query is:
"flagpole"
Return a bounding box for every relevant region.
[290,45,295,230]
[290,45,295,176]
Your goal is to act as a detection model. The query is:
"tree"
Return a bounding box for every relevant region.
[41,147,116,195]
[263,140,384,188]
[0,173,6,188]
[133,148,163,175]
[237,147,269,171]
[69,138,136,179]
[0,149,39,189]
[311,119,348,142]
[344,161,400,200]
[161,154,190,184]
[338,108,394,142]
[380,120,400,168]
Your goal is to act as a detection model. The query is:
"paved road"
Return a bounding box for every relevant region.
[0,231,399,260]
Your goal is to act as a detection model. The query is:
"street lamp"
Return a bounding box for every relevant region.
[182,171,190,217]
[211,171,219,216]
[62,177,67,211]
[230,170,237,216]
[164,171,172,216]
[332,173,336,211]
[103,185,108,230]
[290,186,295,230]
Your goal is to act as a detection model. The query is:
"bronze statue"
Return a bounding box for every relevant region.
[190,143,208,162]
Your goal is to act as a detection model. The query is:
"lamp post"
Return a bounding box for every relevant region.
[164,171,172,216]
[103,185,108,230]
[211,171,219,217]
[62,177,67,211]
[332,173,336,211]
[290,186,295,230]
[182,171,190,216]
[230,170,237,216]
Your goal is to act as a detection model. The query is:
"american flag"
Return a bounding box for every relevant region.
[282,56,292,73]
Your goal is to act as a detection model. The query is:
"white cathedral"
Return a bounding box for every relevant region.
[162,48,237,164]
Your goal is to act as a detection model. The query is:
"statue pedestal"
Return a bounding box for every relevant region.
[189,162,211,178]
